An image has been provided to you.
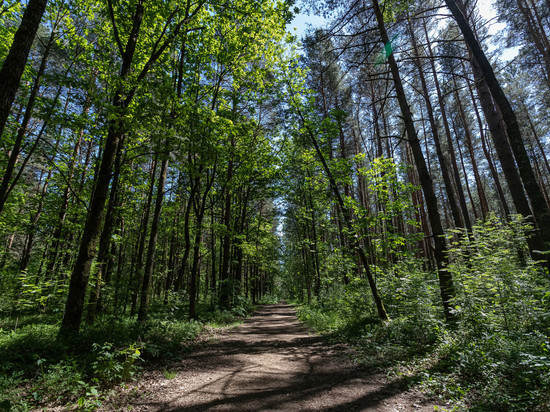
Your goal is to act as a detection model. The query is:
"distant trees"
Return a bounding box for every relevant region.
[1,0,549,408]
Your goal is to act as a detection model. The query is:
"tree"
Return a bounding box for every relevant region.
[372,0,455,322]
[0,0,48,143]
[444,0,550,261]
[59,0,206,335]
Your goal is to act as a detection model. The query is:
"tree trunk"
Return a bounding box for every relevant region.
[46,92,89,277]
[87,140,125,321]
[138,154,168,323]
[234,186,250,298]
[446,0,550,255]
[188,212,204,319]
[469,54,547,258]
[410,22,463,229]
[219,168,233,309]
[0,0,48,140]
[174,173,198,293]
[0,26,54,213]
[130,157,157,315]
[59,1,146,336]
[373,0,455,322]
[516,0,550,84]
[423,23,472,231]
[19,169,51,272]
[466,73,511,217]
[526,108,550,186]
[452,117,478,220]
[292,93,388,321]
[210,206,217,302]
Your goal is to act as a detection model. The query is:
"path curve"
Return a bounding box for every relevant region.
[105,304,437,411]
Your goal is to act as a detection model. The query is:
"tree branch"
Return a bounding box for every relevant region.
[107,0,125,57]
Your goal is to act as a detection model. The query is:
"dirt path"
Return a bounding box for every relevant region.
[104,304,439,411]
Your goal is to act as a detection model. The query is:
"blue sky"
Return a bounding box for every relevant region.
[286,0,519,61]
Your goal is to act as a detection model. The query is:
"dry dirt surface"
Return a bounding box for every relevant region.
[103,304,441,411]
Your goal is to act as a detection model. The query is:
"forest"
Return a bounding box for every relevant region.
[0,0,549,410]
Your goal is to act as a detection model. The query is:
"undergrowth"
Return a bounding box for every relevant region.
[295,217,550,411]
[0,299,254,411]
[297,303,550,411]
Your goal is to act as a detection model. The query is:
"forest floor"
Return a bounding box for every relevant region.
[99,303,444,411]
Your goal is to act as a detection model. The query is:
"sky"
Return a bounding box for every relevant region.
[287,0,519,61]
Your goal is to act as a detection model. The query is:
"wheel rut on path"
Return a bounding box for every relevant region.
[105,303,438,411]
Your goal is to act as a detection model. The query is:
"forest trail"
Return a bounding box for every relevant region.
[102,304,439,411]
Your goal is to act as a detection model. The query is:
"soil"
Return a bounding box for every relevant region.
[101,303,442,411]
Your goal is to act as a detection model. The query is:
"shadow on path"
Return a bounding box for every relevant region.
[118,304,437,411]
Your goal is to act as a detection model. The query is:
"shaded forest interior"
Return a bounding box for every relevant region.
[0,0,549,410]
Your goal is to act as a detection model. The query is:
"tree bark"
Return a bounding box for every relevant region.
[469,54,547,258]
[373,0,455,322]
[59,1,146,336]
[138,154,168,323]
[87,140,125,321]
[410,22,464,229]
[174,181,195,293]
[0,0,48,140]
[466,70,511,217]
[446,0,550,255]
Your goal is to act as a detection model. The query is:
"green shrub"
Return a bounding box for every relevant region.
[0,309,210,410]
[35,358,88,403]
[90,342,142,385]
[295,215,550,410]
